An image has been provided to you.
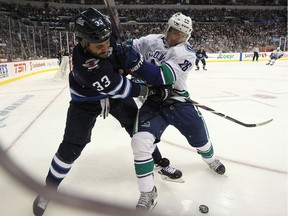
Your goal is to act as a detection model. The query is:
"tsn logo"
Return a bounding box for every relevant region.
[14,63,26,73]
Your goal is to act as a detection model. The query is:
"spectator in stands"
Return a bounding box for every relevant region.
[0,2,286,60]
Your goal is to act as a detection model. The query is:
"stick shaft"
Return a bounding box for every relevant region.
[103,0,126,46]
[191,100,273,127]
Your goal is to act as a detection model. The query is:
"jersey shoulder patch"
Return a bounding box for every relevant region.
[184,44,194,52]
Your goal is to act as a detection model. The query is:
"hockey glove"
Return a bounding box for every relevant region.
[114,43,126,62]
[123,45,144,73]
[114,42,144,74]
[278,54,284,59]
[126,38,133,46]
[148,85,172,103]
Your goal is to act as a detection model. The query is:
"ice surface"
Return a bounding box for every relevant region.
[0,60,287,216]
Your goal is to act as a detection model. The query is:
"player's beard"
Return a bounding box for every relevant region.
[86,43,110,59]
[89,50,109,59]
[97,51,109,59]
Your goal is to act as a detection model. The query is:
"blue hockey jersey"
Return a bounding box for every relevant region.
[69,36,143,102]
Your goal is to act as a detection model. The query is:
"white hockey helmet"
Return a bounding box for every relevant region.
[166,12,193,41]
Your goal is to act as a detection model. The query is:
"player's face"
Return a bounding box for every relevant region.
[87,39,110,58]
[166,27,187,47]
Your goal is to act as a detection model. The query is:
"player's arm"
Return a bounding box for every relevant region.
[117,45,175,86]
[278,52,284,59]
[70,69,169,102]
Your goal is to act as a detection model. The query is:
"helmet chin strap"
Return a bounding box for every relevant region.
[164,29,187,48]
[80,40,89,50]
[163,37,170,48]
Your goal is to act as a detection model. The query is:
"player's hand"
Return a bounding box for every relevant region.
[126,38,133,46]
[114,43,126,60]
[123,45,144,73]
[114,43,144,74]
[148,85,172,103]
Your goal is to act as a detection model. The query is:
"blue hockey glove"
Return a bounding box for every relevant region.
[123,45,144,73]
[114,43,126,61]
[114,42,144,74]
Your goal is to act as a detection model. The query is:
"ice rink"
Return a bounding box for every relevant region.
[0,60,287,216]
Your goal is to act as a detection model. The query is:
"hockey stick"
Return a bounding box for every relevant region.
[191,100,273,127]
[103,0,126,48]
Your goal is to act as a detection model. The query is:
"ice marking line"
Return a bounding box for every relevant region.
[201,91,238,99]
[0,87,67,96]
[0,94,34,128]
[255,89,288,95]
[252,94,276,99]
[5,84,69,152]
[162,139,287,175]
[210,98,276,107]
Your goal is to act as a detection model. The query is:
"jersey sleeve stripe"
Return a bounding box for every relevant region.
[161,63,176,84]
[111,77,132,99]
[105,75,124,95]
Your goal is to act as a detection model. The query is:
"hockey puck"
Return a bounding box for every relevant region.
[199,204,209,214]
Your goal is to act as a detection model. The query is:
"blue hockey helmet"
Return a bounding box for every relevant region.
[74,8,111,44]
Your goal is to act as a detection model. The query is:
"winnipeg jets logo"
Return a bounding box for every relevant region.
[82,58,100,71]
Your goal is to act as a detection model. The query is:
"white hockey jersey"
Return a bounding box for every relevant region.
[132,34,196,100]
[271,49,284,59]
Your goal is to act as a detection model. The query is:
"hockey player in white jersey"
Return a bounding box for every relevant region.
[266,47,284,65]
[121,12,225,212]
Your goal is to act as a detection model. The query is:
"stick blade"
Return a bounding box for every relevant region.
[244,118,273,127]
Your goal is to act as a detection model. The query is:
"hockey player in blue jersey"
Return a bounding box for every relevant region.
[32,8,181,216]
[266,47,284,65]
[195,46,208,70]
[122,12,225,212]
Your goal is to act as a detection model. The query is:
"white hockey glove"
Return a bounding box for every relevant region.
[100,98,110,119]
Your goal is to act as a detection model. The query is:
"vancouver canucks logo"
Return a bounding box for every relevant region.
[185,44,194,52]
[141,121,150,128]
[82,58,100,70]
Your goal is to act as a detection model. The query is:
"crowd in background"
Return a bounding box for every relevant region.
[26,0,287,6]
[123,21,285,53]
[0,1,286,61]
